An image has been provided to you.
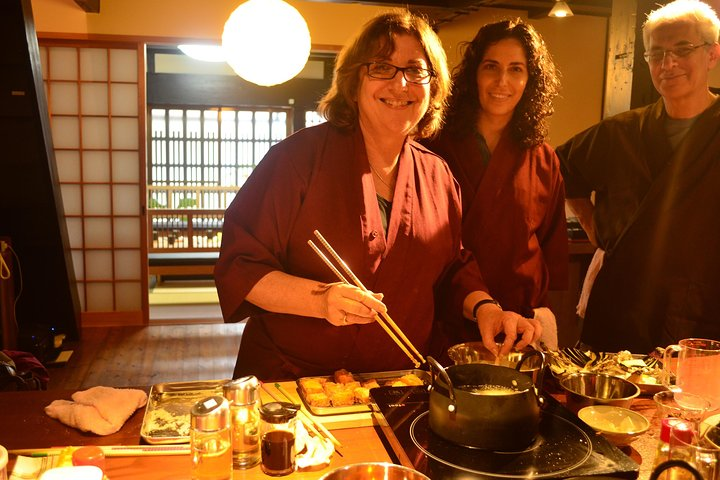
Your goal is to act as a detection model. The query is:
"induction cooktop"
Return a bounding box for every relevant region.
[370,386,640,479]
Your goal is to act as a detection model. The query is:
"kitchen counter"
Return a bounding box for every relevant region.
[0,383,662,480]
[0,385,389,480]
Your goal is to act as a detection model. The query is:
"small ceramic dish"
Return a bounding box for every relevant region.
[578,405,650,446]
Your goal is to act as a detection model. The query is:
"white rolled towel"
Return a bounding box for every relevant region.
[534,307,558,351]
[577,248,605,319]
[45,386,148,436]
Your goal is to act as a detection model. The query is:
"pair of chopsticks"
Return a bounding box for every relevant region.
[9,445,190,457]
[308,230,425,368]
[259,382,343,456]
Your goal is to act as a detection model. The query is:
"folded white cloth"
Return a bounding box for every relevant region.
[534,307,558,351]
[294,420,334,470]
[577,248,605,319]
[45,386,148,436]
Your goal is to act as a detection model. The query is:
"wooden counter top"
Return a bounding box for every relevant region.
[0,384,663,480]
[0,386,390,479]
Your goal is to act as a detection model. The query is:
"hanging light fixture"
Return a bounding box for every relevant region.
[178,44,226,62]
[548,0,574,17]
[222,0,311,87]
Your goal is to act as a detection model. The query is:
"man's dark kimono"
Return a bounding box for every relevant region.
[557,97,720,353]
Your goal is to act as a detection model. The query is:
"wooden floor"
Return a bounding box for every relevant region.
[46,323,245,390]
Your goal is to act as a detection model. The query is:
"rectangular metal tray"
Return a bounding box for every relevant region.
[296,369,430,416]
[140,379,229,444]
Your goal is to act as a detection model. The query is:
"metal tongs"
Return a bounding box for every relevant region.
[308,230,425,368]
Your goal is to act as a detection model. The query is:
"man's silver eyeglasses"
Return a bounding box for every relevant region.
[643,43,709,64]
[363,62,434,84]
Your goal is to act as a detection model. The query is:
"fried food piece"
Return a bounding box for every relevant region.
[329,388,355,406]
[334,369,355,384]
[306,392,331,407]
[323,382,341,396]
[399,373,424,386]
[362,379,380,389]
[299,377,325,395]
[343,381,361,391]
[387,380,406,387]
[354,387,371,404]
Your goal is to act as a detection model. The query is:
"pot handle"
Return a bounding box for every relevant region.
[517,350,546,392]
[650,460,703,480]
[426,356,457,410]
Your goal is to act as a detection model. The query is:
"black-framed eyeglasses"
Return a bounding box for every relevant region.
[643,43,709,64]
[363,62,434,84]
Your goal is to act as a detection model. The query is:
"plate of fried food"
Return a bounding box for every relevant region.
[548,349,665,395]
[297,368,429,415]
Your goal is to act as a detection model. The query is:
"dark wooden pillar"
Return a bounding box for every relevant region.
[0,0,81,359]
[604,0,669,117]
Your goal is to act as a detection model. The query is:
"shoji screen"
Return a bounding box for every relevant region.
[39,41,147,325]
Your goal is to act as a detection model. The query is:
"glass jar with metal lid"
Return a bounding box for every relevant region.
[223,375,260,469]
[259,401,300,476]
[190,395,232,480]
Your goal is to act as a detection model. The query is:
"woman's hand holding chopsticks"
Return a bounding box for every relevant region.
[319,282,386,327]
[244,271,386,327]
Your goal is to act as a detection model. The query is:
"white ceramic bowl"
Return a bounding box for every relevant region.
[38,466,104,480]
[578,405,650,446]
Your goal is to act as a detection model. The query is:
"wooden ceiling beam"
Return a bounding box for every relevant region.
[74,0,100,13]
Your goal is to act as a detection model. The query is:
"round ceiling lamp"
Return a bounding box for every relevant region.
[222,0,311,87]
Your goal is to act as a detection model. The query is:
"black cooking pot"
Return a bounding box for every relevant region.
[427,351,545,451]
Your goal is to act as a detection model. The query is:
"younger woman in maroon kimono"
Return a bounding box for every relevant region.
[215,12,543,381]
[425,20,568,350]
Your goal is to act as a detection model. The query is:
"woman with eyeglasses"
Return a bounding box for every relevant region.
[424,19,568,352]
[215,11,541,381]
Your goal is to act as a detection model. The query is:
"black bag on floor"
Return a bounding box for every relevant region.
[0,349,49,390]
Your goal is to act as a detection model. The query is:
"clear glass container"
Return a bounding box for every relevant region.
[190,395,232,480]
[259,402,299,476]
[223,375,260,469]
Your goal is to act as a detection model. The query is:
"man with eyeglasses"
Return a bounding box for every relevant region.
[556,0,720,353]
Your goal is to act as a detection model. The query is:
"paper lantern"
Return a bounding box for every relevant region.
[222,0,311,86]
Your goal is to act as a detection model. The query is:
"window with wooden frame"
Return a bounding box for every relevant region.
[39,41,146,321]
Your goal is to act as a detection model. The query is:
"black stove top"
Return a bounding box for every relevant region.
[370,386,639,479]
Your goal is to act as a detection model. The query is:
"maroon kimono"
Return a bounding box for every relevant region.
[215,123,483,380]
[425,130,568,324]
[557,98,720,353]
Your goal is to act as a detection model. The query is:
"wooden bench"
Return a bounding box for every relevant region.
[149,252,219,284]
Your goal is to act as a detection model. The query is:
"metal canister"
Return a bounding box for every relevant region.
[190,395,232,480]
[223,376,261,469]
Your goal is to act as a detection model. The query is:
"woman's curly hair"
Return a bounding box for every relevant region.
[318,10,450,139]
[444,19,560,148]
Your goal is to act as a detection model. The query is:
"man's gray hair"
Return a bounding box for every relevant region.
[643,0,720,48]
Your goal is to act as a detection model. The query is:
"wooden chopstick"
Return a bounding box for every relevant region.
[308,238,421,367]
[9,445,191,457]
[259,382,343,453]
[309,230,425,367]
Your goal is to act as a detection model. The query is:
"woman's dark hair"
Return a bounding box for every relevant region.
[444,19,560,148]
[318,10,450,139]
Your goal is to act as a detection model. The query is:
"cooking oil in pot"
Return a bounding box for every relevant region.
[457,384,522,395]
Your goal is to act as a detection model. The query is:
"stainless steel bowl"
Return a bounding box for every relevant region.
[318,462,430,480]
[447,342,543,380]
[559,372,640,413]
